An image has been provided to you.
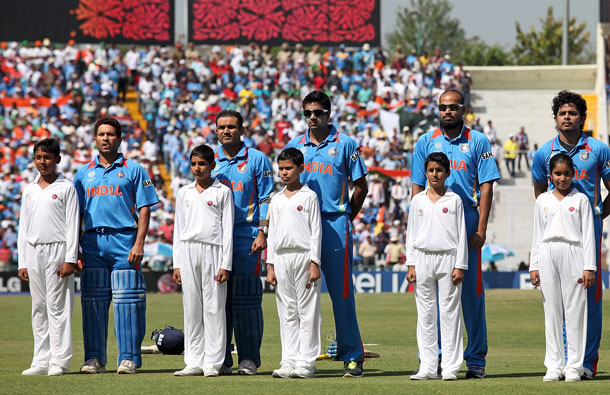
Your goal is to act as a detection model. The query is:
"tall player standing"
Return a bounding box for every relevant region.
[74,117,159,374]
[286,90,368,378]
[532,90,610,379]
[411,89,500,378]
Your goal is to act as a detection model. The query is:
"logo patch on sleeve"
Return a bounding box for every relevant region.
[142,179,153,187]
[605,160,610,169]
[263,170,273,177]
[481,151,493,160]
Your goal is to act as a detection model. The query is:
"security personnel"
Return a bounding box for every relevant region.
[74,116,159,374]
[411,89,500,379]
[213,110,273,375]
[286,90,368,378]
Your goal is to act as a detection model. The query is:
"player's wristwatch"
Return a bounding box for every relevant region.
[259,225,269,235]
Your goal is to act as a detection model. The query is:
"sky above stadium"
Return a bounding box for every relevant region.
[382,0,598,50]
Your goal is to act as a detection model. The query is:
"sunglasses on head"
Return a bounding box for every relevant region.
[438,103,463,112]
[303,109,328,118]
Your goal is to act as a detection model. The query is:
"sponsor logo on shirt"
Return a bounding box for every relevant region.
[605,160,610,169]
[87,185,123,197]
[208,200,214,206]
[263,170,272,177]
[442,207,456,215]
[460,144,469,153]
[304,161,333,174]
[481,151,493,160]
[51,194,58,200]
[569,207,575,212]
[350,150,361,161]
[297,205,303,211]
[142,179,153,187]
[417,208,424,216]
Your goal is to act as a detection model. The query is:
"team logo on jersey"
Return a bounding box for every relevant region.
[569,207,575,212]
[328,147,338,157]
[580,152,590,161]
[238,164,247,173]
[434,142,442,150]
[207,200,214,206]
[117,171,125,178]
[300,147,307,154]
[88,171,95,178]
[297,205,303,211]
[51,194,58,200]
[142,179,153,187]
[460,144,469,153]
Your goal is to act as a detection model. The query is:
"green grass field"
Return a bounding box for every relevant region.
[2,290,610,394]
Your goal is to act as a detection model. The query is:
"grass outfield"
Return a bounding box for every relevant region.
[2,290,610,394]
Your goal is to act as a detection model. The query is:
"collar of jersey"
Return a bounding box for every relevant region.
[33,173,65,185]
[93,153,126,168]
[187,178,220,190]
[437,124,469,142]
[551,132,590,152]
[302,124,339,146]
[216,143,247,161]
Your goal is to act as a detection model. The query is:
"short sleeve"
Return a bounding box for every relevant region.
[411,135,428,187]
[133,164,159,209]
[475,135,500,184]
[532,148,549,185]
[345,137,367,182]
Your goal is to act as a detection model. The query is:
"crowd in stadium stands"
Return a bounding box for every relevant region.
[0,39,477,272]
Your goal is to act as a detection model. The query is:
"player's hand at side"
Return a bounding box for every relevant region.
[58,262,75,277]
[172,268,181,285]
[582,270,595,289]
[251,231,267,253]
[128,242,144,265]
[406,266,416,283]
[18,268,28,282]
[76,251,85,272]
[452,268,464,285]
[216,269,229,284]
[469,231,486,249]
[266,264,277,286]
[309,261,321,283]
[530,270,540,287]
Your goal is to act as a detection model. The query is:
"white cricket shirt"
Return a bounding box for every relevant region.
[530,189,596,271]
[405,189,468,270]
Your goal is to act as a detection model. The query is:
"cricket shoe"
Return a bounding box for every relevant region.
[410,371,439,380]
[581,367,594,380]
[80,359,106,374]
[237,360,257,375]
[564,369,581,382]
[442,373,457,381]
[343,361,363,378]
[219,364,232,375]
[465,365,486,379]
[174,366,203,376]
[48,364,65,376]
[204,368,219,377]
[291,366,314,379]
[272,365,294,378]
[22,366,48,376]
[117,359,137,374]
[543,370,563,382]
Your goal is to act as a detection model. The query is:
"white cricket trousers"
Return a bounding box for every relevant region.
[538,240,587,376]
[274,250,321,369]
[179,241,227,371]
[413,249,463,377]
[26,242,74,370]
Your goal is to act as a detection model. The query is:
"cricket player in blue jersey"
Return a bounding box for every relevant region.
[532,90,610,380]
[286,90,368,378]
[212,110,274,375]
[73,117,159,374]
[412,89,500,379]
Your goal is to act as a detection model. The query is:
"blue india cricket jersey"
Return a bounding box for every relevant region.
[532,133,610,215]
[213,144,273,228]
[74,154,159,231]
[286,125,367,215]
[412,125,500,209]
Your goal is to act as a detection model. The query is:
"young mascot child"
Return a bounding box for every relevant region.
[406,152,468,381]
[530,153,596,382]
[173,144,234,377]
[18,138,80,376]
[266,147,322,379]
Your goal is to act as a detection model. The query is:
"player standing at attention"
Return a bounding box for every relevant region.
[213,110,274,375]
[286,90,368,378]
[407,152,467,381]
[411,89,500,379]
[532,90,610,379]
[266,148,322,379]
[18,138,80,376]
[172,144,234,377]
[74,117,159,374]
[530,153,595,382]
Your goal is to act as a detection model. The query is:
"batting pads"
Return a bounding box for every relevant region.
[81,268,111,366]
[227,274,263,367]
[112,270,147,368]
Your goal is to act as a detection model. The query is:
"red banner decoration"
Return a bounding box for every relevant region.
[190,0,380,46]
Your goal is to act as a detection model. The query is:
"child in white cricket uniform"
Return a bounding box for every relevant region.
[267,148,322,379]
[406,152,467,381]
[173,144,234,377]
[530,153,595,382]
[18,138,80,376]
